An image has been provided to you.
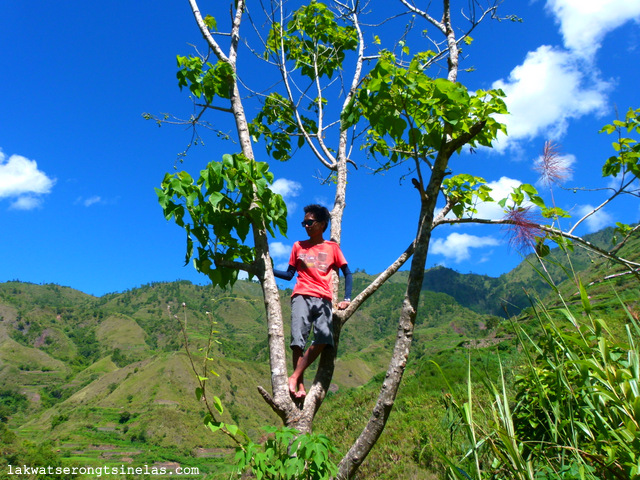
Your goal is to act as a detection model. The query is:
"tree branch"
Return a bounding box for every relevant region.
[187,0,230,63]
[611,223,640,255]
[213,258,258,276]
[195,103,234,114]
[336,241,415,325]
[439,216,640,274]
[568,177,635,235]
[274,2,337,170]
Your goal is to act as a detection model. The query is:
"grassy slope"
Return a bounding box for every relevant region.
[0,227,637,476]
[316,229,640,478]
[0,274,501,474]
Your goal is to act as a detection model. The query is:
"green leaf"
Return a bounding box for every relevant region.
[208,191,224,208]
[213,395,224,414]
[204,15,217,31]
[535,242,550,258]
[578,279,592,314]
[206,421,224,433]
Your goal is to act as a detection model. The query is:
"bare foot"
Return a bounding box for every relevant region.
[295,385,306,399]
[288,375,298,396]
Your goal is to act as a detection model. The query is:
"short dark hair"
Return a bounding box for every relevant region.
[304,204,330,232]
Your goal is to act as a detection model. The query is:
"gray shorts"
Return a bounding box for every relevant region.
[290,294,334,349]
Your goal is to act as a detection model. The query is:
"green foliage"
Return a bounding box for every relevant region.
[250,1,357,162]
[343,50,507,168]
[0,426,78,480]
[176,54,234,103]
[203,15,217,31]
[50,413,69,429]
[250,92,317,162]
[0,387,28,416]
[433,274,640,479]
[157,153,288,288]
[40,385,72,409]
[497,183,550,214]
[443,174,493,218]
[234,426,339,480]
[265,2,358,80]
[600,107,640,180]
[598,107,640,241]
[68,325,100,366]
[118,411,131,424]
[111,347,134,368]
[511,301,640,479]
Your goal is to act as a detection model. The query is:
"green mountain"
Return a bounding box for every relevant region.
[419,226,638,317]
[0,226,637,478]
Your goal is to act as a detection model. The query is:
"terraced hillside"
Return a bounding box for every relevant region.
[0,226,637,478]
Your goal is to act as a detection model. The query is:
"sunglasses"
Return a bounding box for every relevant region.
[301,219,319,227]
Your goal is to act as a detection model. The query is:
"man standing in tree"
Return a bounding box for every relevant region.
[274,204,353,399]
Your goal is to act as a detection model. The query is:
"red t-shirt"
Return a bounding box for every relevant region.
[289,240,348,301]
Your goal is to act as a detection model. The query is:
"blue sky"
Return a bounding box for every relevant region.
[1,0,639,296]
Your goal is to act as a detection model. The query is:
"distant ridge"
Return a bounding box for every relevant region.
[0,225,637,476]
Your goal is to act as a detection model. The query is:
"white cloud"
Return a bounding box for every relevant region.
[492,46,609,151]
[0,151,55,204]
[269,242,291,270]
[313,196,332,209]
[270,242,293,271]
[431,232,500,263]
[10,195,42,210]
[74,195,120,207]
[272,177,302,215]
[573,204,613,232]
[271,178,302,198]
[489,1,640,152]
[546,0,640,58]
[83,196,102,207]
[270,241,291,260]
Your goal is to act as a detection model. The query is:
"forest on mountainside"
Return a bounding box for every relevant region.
[0,227,638,478]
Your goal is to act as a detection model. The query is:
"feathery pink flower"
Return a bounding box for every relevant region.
[503,207,542,253]
[534,141,572,185]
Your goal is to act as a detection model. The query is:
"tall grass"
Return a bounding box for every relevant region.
[434,275,640,479]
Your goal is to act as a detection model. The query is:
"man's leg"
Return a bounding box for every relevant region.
[290,346,304,396]
[289,343,326,399]
[289,295,315,397]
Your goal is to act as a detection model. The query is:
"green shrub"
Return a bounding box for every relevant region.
[234,426,339,480]
[511,296,640,479]
[434,281,640,480]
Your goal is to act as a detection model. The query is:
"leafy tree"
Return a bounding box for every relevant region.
[153,0,639,477]
[0,388,28,419]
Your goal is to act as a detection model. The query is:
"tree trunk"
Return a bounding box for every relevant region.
[337,204,431,478]
[337,148,452,477]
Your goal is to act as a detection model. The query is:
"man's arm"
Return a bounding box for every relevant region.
[337,264,353,310]
[340,264,353,300]
[274,265,296,281]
